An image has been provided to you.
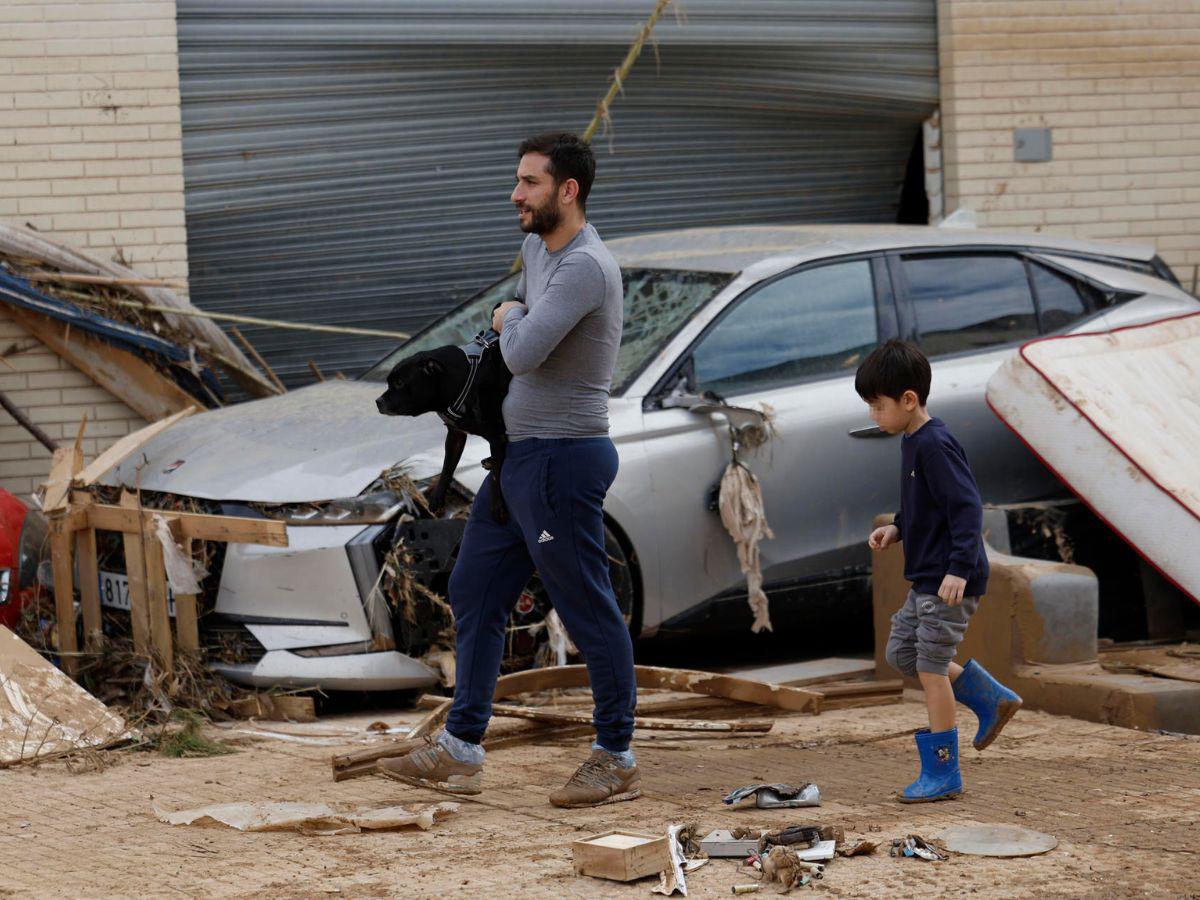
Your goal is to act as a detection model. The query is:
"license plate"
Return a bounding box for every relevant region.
[99,570,176,618]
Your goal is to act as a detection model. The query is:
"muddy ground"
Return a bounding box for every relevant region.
[1,696,1198,899]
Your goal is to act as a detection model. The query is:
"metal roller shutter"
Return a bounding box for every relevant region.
[177,1,938,384]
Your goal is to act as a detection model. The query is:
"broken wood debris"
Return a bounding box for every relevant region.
[155,800,458,835]
[332,664,822,781]
[43,482,288,678]
[414,693,774,734]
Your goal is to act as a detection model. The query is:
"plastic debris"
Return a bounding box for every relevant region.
[654,822,709,896]
[890,834,949,861]
[724,782,820,809]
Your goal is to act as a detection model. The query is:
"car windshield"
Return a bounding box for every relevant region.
[361,268,731,392]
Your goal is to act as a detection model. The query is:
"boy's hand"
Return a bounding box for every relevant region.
[938,573,967,606]
[492,300,525,333]
[868,524,900,551]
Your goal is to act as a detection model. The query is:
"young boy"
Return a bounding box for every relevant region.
[856,339,1022,802]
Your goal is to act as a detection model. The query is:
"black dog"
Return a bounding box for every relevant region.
[375,330,513,522]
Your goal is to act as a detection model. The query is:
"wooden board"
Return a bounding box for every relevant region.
[5,305,197,423]
[173,536,200,657]
[119,492,151,654]
[143,524,173,671]
[332,664,821,780]
[44,445,83,513]
[74,527,102,650]
[86,503,287,547]
[49,523,77,677]
[75,405,197,486]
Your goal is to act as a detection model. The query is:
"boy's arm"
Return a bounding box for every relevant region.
[921,441,984,580]
[498,252,604,375]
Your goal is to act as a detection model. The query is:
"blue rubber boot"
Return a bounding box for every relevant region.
[952,658,1023,750]
[897,728,962,803]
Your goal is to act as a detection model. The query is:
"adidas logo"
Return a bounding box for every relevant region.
[537,530,555,544]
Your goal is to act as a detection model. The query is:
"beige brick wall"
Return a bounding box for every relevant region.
[0,1,188,499]
[938,0,1200,285]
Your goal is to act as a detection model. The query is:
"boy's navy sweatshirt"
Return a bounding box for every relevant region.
[895,417,989,597]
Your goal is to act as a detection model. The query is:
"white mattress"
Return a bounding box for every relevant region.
[986,311,1200,604]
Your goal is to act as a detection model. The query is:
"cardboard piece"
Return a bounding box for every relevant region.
[0,625,131,766]
[155,800,458,835]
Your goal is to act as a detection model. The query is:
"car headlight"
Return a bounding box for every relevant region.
[0,569,10,606]
[263,490,406,525]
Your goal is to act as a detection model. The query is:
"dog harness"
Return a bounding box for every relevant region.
[442,328,501,424]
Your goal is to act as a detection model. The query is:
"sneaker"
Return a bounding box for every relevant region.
[549,749,642,809]
[377,736,483,795]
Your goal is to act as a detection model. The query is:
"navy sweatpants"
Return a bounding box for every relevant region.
[444,436,637,751]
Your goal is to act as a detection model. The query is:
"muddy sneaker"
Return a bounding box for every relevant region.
[549,749,642,809]
[377,736,483,795]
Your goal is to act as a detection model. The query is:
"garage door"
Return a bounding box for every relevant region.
[177,0,938,384]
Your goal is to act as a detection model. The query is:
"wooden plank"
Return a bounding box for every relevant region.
[5,305,197,422]
[173,535,200,658]
[119,492,151,655]
[75,406,198,487]
[415,694,773,733]
[810,679,903,698]
[75,527,102,650]
[49,524,77,677]
[224,693,317,722]
[143,525,174,672]
[333,663,821,780]
[86,504,287,547]
[43,445,82,513]
[729,657,876,687]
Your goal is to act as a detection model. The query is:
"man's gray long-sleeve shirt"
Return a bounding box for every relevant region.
[500,223,623,440]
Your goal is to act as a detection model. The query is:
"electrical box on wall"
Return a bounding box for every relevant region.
[1014,128,1052,162]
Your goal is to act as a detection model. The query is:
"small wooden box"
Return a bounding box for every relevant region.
[571,830,671,882]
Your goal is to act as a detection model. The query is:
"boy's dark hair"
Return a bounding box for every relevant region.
[517,132,595,211]
[855,339,932,405]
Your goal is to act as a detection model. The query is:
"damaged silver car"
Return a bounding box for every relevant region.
[100,225,1197,690]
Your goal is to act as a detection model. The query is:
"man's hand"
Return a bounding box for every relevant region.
[868,524,900,551]
[938,573,967,606]
[492,300,526,334]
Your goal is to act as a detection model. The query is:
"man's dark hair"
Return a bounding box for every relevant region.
[855,339,932,405]
[517,132,595,211]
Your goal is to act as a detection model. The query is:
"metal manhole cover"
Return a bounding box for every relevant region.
[940,824,1057,857]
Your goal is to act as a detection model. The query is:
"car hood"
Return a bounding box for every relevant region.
[102,381,454,503]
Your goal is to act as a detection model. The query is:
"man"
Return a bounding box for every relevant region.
[380,132,639,808]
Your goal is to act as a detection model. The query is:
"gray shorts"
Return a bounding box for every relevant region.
[885,589,979,678]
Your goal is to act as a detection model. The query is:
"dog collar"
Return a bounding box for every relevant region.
[443,329,500,423]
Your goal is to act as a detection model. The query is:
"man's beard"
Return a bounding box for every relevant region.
[518,195,562,235]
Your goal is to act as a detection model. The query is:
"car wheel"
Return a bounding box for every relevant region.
[503,524,637,670]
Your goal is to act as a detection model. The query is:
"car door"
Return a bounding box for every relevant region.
[887,249,1060,505]
[639,255,898,631]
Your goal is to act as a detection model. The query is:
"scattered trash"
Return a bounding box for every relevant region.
[701,828,763,858]
[890,834,949,861]
[836,839,878,857]
[220,692,316,723]
[1,625,132,766]
[654,822,709,896]
[724,783,820,809]
[731,885,762,895]
[758,845,820,893]
[939,824,1057,857]
[571,830,671,883]
[155,800,458,835]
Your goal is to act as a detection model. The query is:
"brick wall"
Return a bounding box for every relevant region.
[0,1,188,499]
[938,0,1200,285]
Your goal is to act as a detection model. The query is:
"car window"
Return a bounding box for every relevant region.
[1029,262,1090,332]
[360,269,728,393]
[902,253,1039,355]
[692,259,878,396]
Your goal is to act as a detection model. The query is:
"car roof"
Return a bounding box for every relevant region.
[606,224,1159,276]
